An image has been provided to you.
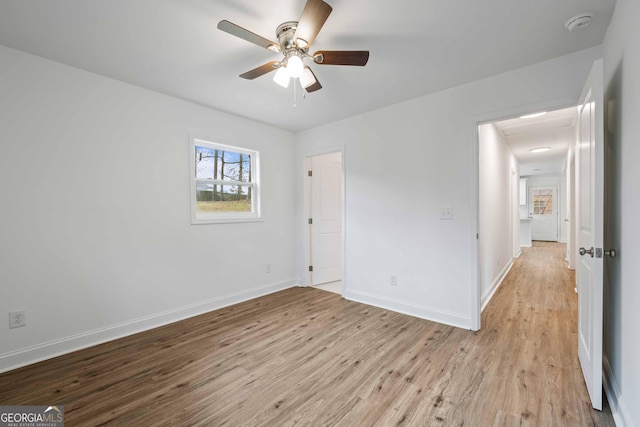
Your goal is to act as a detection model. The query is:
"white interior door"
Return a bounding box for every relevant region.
[529,185,558,241]
[310,152,342,285]
[576,59,604,411]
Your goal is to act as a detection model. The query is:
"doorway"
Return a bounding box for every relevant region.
[475,104,579,329]
[530,185,559,241]
[306,151,344,294]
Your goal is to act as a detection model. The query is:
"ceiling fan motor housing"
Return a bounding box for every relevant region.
[275,21,311,73]
[276,21,304,51]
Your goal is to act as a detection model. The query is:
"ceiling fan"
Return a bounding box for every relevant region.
[217,0,369,92]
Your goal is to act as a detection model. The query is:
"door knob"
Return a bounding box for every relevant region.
[579,247,593,257]
[579,247,617,258]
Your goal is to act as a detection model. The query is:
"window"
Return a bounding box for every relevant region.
[190,137,260,224]
[533,189,553,214]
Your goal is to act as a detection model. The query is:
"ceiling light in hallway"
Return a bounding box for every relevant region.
[530,147,551,153]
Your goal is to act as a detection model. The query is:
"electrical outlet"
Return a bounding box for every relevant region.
[266,264,271,274]
[9,310,26,329]
[390,275,398,286]
[440,208,453,220]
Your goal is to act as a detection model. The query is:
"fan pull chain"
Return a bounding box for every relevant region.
[293,79,297,108]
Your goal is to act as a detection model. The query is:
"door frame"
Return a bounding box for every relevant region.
[567,146,577,270]
[470,96,578,330]
[303,146,346,290]
[511,167,520,259]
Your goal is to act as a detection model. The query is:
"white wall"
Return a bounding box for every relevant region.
[296,45,602,329]
[478,123,518,310]
[0,46,297,372]
[602,0,640,425]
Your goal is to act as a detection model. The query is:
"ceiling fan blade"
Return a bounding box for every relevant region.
[304,68,322,93]
[313,50,369,66]
[239,62,280,80]
[217,20,279,51]
[293,0,333,48]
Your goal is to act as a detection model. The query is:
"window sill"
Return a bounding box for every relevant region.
[190,216,263,225]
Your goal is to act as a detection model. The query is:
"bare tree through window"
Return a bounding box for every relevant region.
[194,145,254,214]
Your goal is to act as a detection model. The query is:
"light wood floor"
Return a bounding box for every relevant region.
[0,242,615,426]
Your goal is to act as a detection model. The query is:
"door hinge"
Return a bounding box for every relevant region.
[308,170,312,177]
[309,265,313,272]
[308,218,313,225]
[476,233,479,239]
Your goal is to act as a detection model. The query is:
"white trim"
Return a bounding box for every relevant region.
[0,279,297,374]
[470,123,480,331]
[190,216,264,225]
[481,260,513,312]
[343,289,471,330]
[603,356,632,427]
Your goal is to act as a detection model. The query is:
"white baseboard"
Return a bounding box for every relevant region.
[604,356,632,427]
[0,279,297,374]
[481,261,513,312]
[342,289,470,330]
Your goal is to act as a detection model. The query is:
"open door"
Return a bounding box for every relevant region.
[308,152,343,286]
[576,59,607,410]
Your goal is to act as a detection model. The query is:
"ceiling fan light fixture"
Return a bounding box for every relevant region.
[300,66,317,88]
[273,67,290,88]
[286,54,304,78]
[218,0,370,93]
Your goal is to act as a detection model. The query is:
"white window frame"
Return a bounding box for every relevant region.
[189,136,261,224]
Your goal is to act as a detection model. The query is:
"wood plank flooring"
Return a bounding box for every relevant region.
[0,242,615,426]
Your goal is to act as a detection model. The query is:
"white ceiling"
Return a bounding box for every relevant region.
[0,0,615,132]
[493,107,578,176]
